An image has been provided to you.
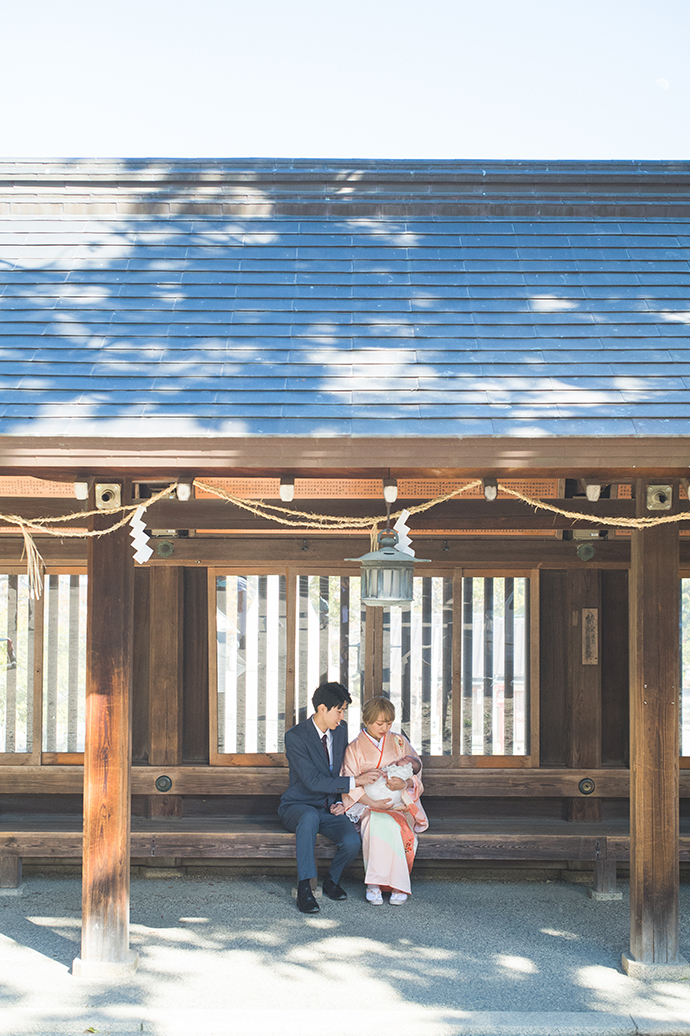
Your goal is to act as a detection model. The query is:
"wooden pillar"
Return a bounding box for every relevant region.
[623,480,689,978]
[73,484,138,978]
[567,568,602,822]
[148,566,183,818]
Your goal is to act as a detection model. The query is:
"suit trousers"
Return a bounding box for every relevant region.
[279,802,361,883]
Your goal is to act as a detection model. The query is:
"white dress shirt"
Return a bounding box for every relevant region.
[312,718,355,789]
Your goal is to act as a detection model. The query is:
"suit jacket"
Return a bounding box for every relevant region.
[279,718,351,812]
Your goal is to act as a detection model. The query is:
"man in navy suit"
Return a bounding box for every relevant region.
[279,681,382,913]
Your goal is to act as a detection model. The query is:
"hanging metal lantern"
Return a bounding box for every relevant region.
[346,529,430,607]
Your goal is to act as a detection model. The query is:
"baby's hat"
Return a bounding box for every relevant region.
[385,761,413,781]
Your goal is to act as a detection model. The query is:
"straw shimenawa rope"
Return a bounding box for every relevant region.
[8,483,179,599]
[193,477,690,533]
[497,484,690,529]
[192,478,485,528]
[5,476,690,599]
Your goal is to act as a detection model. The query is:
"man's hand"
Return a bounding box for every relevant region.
[355,769,383,787]
[330,802,346,815]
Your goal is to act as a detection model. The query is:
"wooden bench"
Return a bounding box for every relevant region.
[3,767,689,899]
[3,815,690,899]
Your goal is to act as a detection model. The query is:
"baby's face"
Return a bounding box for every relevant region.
[396,754,421,774]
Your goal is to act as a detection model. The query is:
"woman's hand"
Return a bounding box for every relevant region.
[358,793,394,810]
[385,776,406,792]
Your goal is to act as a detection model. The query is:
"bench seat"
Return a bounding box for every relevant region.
[3,816,690,894]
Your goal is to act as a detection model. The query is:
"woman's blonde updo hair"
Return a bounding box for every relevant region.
[362,695,395,726]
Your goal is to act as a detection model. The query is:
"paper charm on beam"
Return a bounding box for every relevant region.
[393,509,415,556]
[129,505,153,565]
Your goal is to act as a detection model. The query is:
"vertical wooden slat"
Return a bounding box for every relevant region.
[276,574,287,745]
[566,568,601,822]
[4,576,17,752]
[29,582,42,764]
[442,576,453,755]
[44,574,59,752]
[319,575,329,684]
[131,568,151,765]
[214,575,226,753]
[257,575,268,752]
[364,606,383,703]
[67,575,81,752]
[627,481,682,967]
[451,570,463,760]
[207,570,220,765]
[339,577,349,688]
[148,566,183,818]
[462,577,473,755]
[539,569,567,767]
[399,605,410,735]
[420,578,432,753]
[529,571,540,766]
[284,569,296,735]
[381,606,391,698]
[504,577,515,754]
[236,578,247,753]
[297,575,309,722]
[483,578,494,755]
[601,569,629,767]
[79,484,136,971]
[181,567,209,764]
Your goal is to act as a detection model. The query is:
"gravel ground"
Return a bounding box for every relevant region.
[0,874,689,1036]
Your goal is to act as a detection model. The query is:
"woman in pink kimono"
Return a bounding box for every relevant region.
[342,696,428,905]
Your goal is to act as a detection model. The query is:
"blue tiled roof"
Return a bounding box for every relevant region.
[0,160,689,439]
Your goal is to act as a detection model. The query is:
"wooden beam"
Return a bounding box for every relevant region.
[0,535,638,568]
[0,496,654,530]
[1,433,690,473]
[0,763,660,797]
[626,481,684,972]
[76,484,138,976]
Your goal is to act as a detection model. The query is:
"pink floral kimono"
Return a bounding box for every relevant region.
[342,730,428,895]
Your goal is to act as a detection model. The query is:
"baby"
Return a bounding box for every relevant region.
[366,761,414,809]
[346,754,421,821]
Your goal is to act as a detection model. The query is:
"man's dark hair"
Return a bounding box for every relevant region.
[312,681,352,711]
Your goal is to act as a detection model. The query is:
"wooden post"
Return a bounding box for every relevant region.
[591,859,621,901]
[0,853,21,890]
[567,569,602,822]
[148,566,183,818]
[623,481,689,978]
[73,484,138,978]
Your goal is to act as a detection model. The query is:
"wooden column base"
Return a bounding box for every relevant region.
[622,952,690,981]
[73,950,140,981]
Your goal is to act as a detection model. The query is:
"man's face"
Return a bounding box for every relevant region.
[323,704,346,729]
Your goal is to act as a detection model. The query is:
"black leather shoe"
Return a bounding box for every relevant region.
[297,883,320,913]
[322,875,348,900]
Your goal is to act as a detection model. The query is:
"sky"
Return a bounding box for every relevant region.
[0,0,688,160]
